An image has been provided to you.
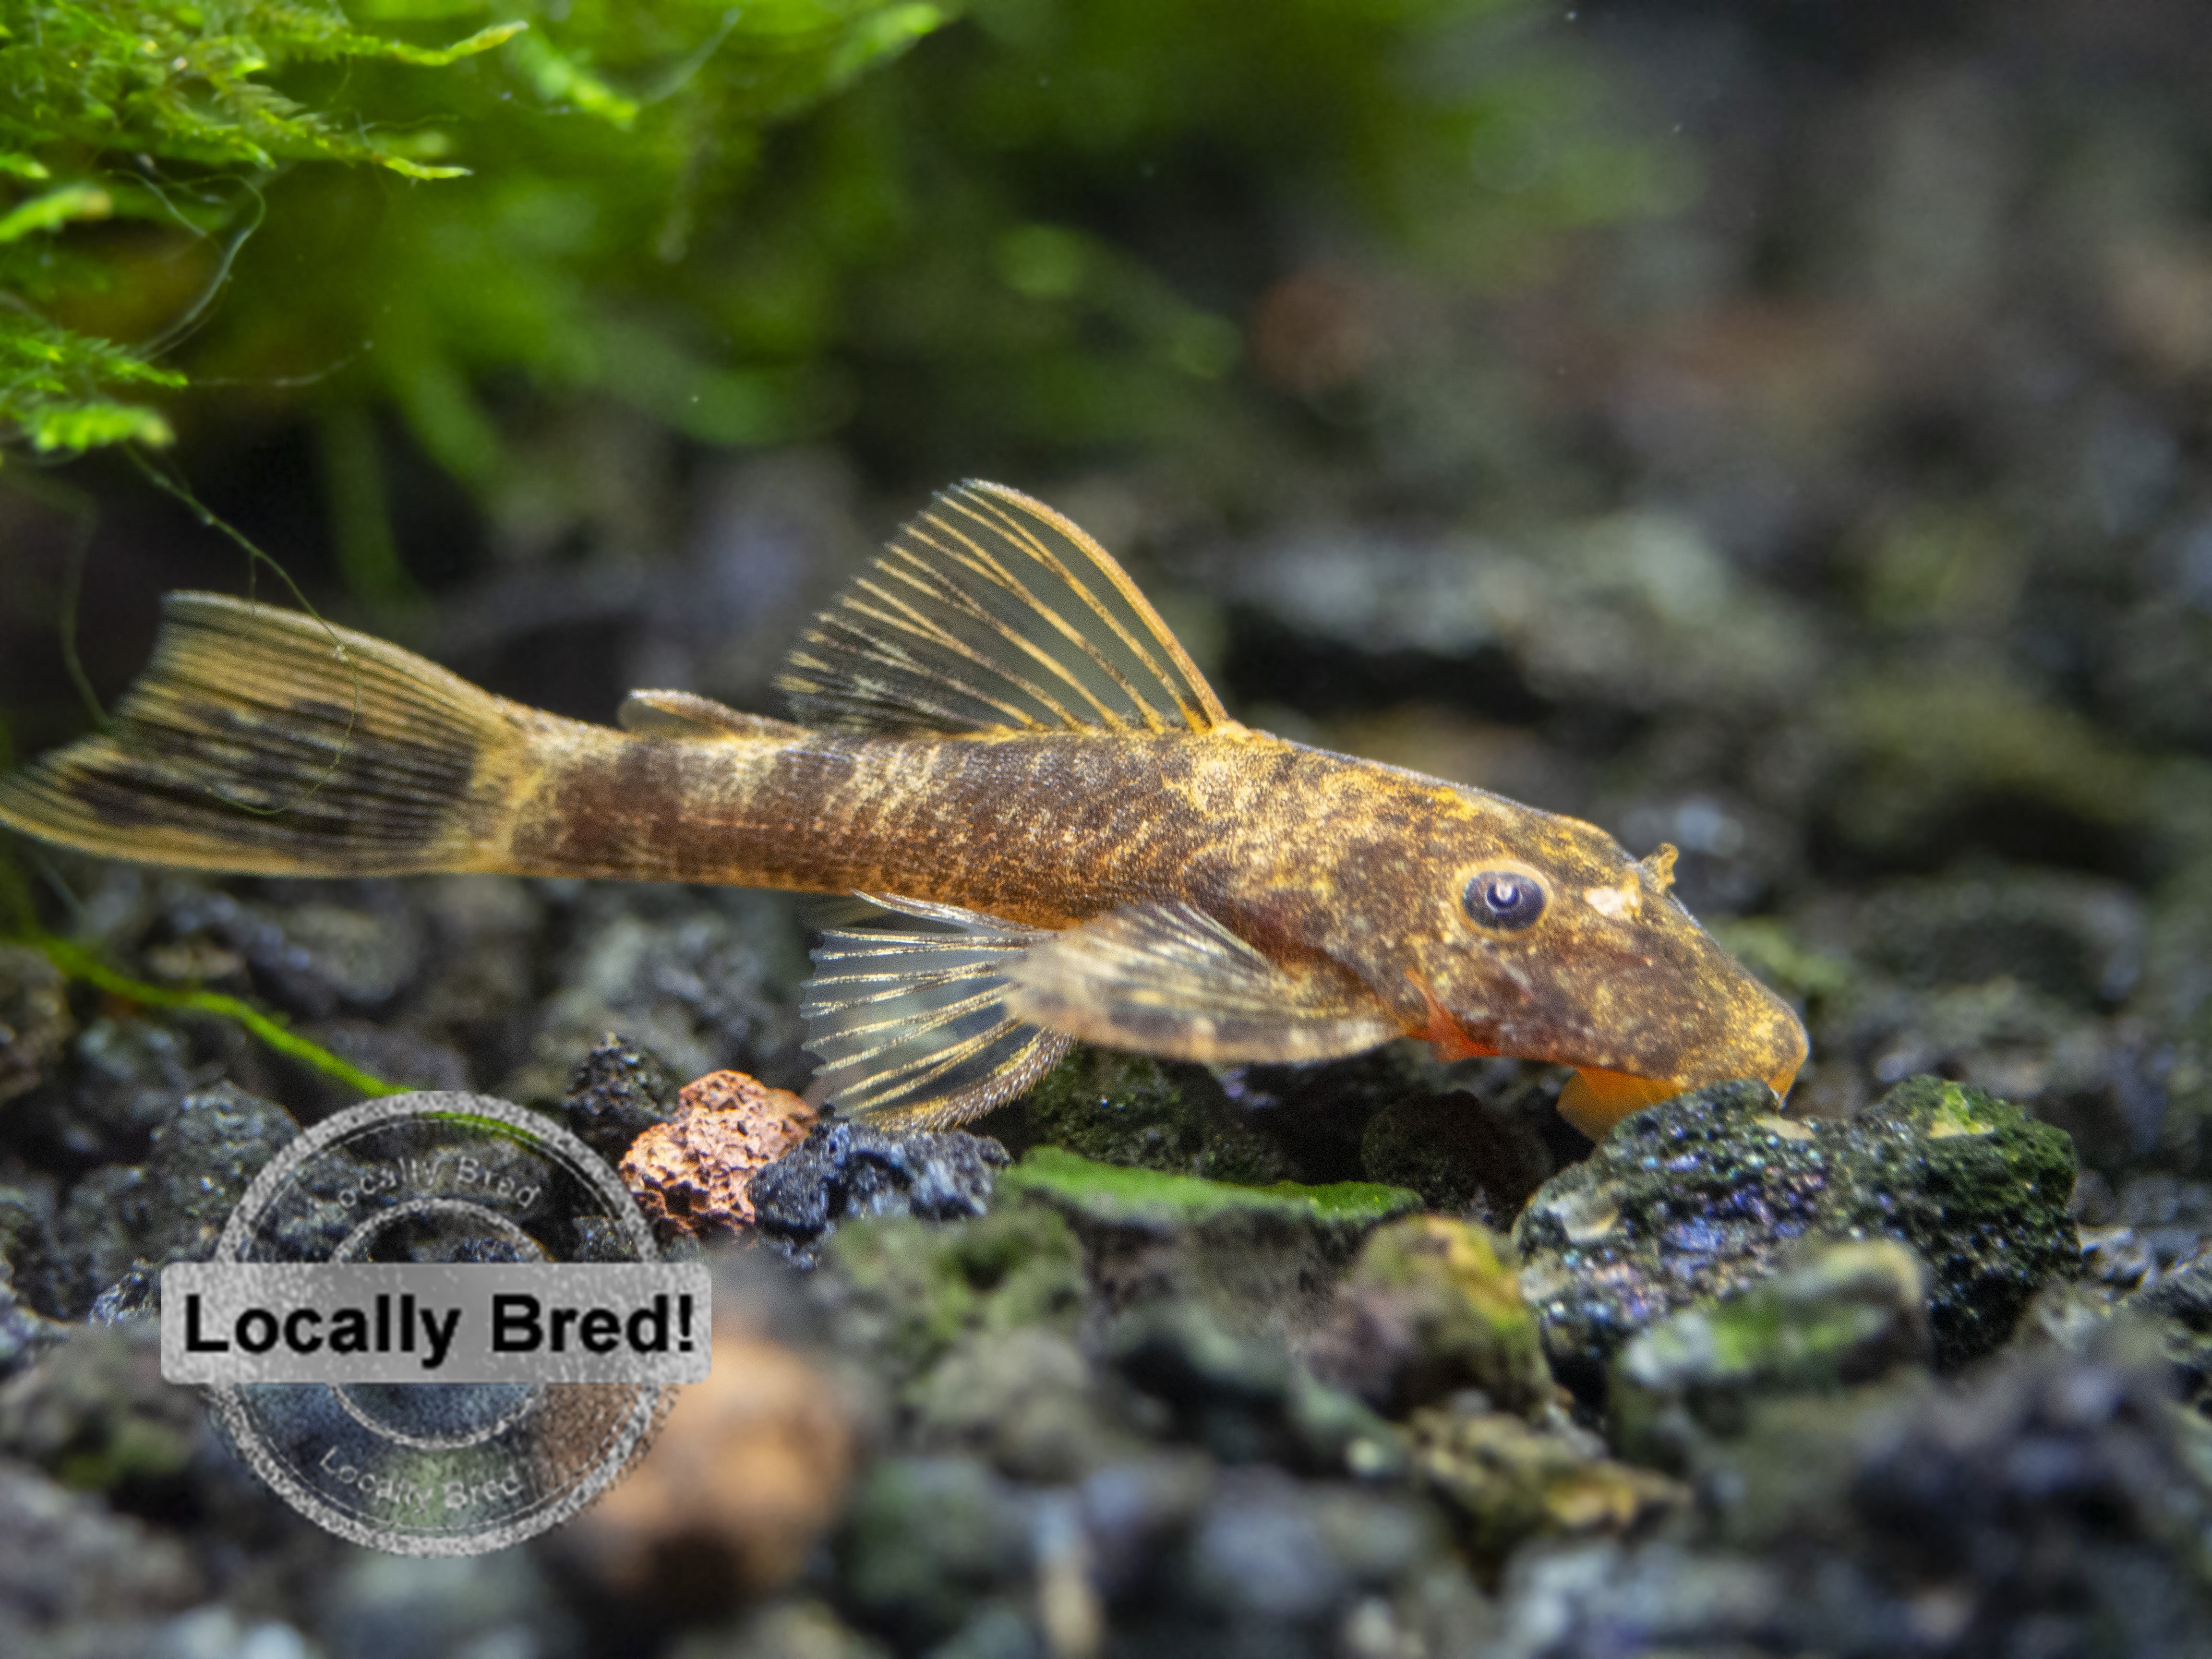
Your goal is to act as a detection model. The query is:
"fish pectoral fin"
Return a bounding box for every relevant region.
[616,690,807,741]
[802,895,1074,1129]
[1003,901,1398,1064]
[772,481,1229,738]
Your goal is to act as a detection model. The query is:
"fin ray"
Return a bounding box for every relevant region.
[802,896,1073,1128]
[1005,901,1398,1063]
[773,481,1227,736]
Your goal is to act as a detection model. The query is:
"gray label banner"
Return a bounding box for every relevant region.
[161,1263,712,1385]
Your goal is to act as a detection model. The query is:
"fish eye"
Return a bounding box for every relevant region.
[1463,868,1547,931]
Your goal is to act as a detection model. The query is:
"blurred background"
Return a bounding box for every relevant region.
[3,0,2211,1178]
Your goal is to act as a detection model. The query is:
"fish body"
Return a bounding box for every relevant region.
[0,482,1806,1134]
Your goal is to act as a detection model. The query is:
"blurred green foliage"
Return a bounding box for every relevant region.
[0,0,949,462]
[0,0,1661,519]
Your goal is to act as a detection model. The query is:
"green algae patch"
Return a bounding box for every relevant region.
[1925,1080,1997,1138]
[1609,1240,1935,1468]
[1001,1147,1418,1228]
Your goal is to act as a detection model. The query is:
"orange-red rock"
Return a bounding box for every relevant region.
[619,1070,815,1239]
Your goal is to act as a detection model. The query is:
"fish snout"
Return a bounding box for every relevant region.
[1737,975,1810,1098]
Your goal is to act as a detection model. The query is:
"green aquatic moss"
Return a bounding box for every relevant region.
[0,0,1656,523]
[0,0,949,465]
[0,0,528,455]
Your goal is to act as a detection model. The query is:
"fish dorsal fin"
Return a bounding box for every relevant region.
[617,689,806,741]
[802,893,1075,1128]
[773,481,1229,736]
[1004,901,1399,1063]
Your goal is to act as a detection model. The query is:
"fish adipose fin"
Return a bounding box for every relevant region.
[617,690,807,742]
[1005,901,1399,1063]
[0,592,529,877]
[803,893,1075,1128]
[773,480,1229,738]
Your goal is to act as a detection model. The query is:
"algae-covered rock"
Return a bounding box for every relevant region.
[139,1082,299,1250]
[156,884,426,1018]
[672,1603,890,1659]
[1304,1216,1555,1419]
[1488,1541,1789,1659]
[1407,1401,1683,1569]
[1514,1076,2077,1380]
[318,1551,581,1659]
[909,1325,1140,1482]
[0,1459,202,1638]
[821,1206,1085,1388]
[997,1046,1293,1184]
[66,1017,207,1160]
[0,1265,63,1383]
[1001,1147,1420,1340]
[1609,1240,1934,1467]
[1664,1321,2212,1655]
[502,891,802,1106]
[50,1082,299,1316]
[2124,1256,2212,1411]
[1174,1466,1458,1643]
[0,1184,56,1324]
[1109,1301,1404,1478]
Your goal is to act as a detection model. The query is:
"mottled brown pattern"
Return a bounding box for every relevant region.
[497,718,1805,1123]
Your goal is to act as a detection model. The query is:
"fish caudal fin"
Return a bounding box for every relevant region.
[0,592,536,878]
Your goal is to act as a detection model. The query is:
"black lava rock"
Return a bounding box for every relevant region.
[49,1083,298,1317]
[751,1120,1009,1266]
[559,1034,680,1165]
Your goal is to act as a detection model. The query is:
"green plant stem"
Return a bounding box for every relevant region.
[30,933,404,1098]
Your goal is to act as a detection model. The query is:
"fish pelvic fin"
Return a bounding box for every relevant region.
[803,894,1075,1129]
[774,480,1230,738]
[0,592,539,878]
[1005,901,1399,1064]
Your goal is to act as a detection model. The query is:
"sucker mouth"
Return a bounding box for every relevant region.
[1555,1048,1804,1141]
[1555,1066,1682,1139]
